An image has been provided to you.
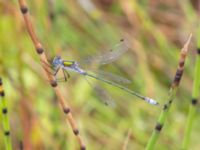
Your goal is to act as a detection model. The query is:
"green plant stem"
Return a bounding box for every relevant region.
[145,88,177,150]
[145,35,192,150]
[181,31,200,149]
[0,78,12,150]
[182,105,197,150]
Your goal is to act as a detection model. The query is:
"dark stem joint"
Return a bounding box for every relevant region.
[4,131,10,136]
[36,47,44,54]
[173,69,183,84]
[163,104,168,110]
[191,98,198,105]
[50,80,57,87]
[155,123,163,131]
[19,141,23,150]
[2,108,7,114]
[49,13,55,21]
[197,48,200,54]
[73,129,79,135]
[63,107,70,114]
[179,61,185,67]
[81,146,86,150]
[0,91,5,97]
[0,78,2,85]
[20,6,28,14]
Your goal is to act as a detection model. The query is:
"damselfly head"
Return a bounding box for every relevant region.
[52,56,62,69]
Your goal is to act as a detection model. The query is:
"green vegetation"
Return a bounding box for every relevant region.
[0,78,12,150]
[0,1,199,150]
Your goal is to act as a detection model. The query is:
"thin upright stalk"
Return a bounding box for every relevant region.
[181,50,200,150]
[181,27,200,150]
[0,78,12,150]
[17,0,85,149]
[145,34,192,150]
[122,129,131,150]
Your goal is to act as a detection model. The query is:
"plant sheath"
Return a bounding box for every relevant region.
[145,34,192,150]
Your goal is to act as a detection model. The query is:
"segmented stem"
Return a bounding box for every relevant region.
[17,0,85,149]
[181,46,200,149]
[145,34,192,150]
[0,78,12,150]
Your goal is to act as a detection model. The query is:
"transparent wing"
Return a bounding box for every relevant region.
[91,70,131,84]
[84,76,116,107]
[78,39,130,67]
[93,85,116,108]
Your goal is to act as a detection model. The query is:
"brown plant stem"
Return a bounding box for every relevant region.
[122,129,131,150]
[17,0,86,149]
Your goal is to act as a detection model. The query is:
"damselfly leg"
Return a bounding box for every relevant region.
[41,59,70,82]
[41,59,55,75]
[57,69,70,82]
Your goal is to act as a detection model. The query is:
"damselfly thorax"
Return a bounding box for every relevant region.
[53,56,86,75]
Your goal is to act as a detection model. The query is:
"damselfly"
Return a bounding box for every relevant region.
[51,39,159,106]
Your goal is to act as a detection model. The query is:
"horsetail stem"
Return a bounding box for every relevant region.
[145,34,192,150]
[181,35,200,149]
[17,0,86,149]
[0,78,12,150]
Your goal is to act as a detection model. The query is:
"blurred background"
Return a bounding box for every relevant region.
[0,0,200,150]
